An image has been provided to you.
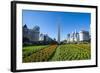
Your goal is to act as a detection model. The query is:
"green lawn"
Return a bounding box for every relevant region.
[23,45,49,58]
[23,45,57,62]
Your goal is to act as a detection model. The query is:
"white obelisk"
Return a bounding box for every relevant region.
[58,24,60,44]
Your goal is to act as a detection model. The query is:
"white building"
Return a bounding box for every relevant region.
[67,30,89,43]
[74,30,79,42]
[67,34,70,43]
[23,24,40,42]
[67,30,79,43]
[39,33,44,41]
[79,30,90,41]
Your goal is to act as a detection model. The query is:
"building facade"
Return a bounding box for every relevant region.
[79,30,90,41]
[67,30,90,43]
[39,33,53,42]
[23,24,40,42]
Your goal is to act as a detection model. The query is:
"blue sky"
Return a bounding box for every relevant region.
[22,10,91,41]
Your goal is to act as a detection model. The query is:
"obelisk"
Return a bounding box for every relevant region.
[58,24,60,44]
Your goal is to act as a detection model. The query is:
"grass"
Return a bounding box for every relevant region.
[50,44,91,61]
[23,45,48,58]
[23,45,57,62]
[22,43,91,63]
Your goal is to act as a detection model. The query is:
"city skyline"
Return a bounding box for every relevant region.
[22,10,91,41]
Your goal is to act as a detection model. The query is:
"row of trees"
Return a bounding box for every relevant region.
[23,37,58,46]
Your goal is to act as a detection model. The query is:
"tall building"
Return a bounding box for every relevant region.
[68,31,79,43]
[39,33,44,41]
[79,30,90,41]
[70,32,75,42]
[67,34,70,43]
[23,24,40,42]
[39,33,52,42]
[74,30,79,42]
[67,30,89,43]
[23,24,29,39]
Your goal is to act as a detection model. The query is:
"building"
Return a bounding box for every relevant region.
[67,30,79,43]
[74,30,79,42]
[67,30,90,43]
[70,32,75,42]
[79,30,90,41]
[23,24,40,42]
[39,33,44,41]
[67,34,70,43]
[39,33,53,42]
